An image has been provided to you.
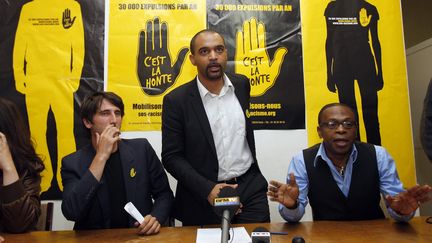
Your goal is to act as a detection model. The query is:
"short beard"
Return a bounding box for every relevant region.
[205,64,223,80]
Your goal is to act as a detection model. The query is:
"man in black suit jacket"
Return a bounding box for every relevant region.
[61,92,173,234]
[162,29,270,226]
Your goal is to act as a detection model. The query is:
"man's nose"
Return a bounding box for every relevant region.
[109,112,118,125]
[209,50,218,59]
[335,124,346,132]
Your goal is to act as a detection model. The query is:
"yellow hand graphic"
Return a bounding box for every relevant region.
[359,8,371,27]
[235,18,287,97]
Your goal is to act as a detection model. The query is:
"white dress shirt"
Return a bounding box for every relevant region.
[196,75,253,181]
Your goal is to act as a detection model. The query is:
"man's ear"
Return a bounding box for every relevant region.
[189,53,196,66]
[83,118,93,129]
[317,126,323,138]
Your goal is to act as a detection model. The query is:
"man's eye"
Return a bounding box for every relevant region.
[327,121,337,128]
[216,47,225,53]
[342,121,355,128]
[199,49,209,55]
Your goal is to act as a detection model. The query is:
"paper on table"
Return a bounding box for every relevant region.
[124,202,144,223]
[196,227,251,243]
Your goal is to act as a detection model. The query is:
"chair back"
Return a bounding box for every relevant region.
[35,202,54,231]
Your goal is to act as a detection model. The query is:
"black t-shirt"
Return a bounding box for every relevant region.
[104,151,129,228]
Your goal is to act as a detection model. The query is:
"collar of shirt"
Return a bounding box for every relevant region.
[313,142,358,167]
[196,74,234,99]
[314,143,358,197]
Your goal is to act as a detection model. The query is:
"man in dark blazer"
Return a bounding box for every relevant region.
[162,29,270,226]
[61,92,173,234]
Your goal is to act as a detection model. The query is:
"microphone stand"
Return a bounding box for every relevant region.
[221,210,230,243]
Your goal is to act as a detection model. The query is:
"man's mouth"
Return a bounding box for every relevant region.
[208,63,221,72]
[333,139,349,147]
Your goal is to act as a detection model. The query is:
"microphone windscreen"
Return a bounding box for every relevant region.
[292,236,305,243]
[252,226,269,233]
[213,186,240,218]
[218,186,238,197]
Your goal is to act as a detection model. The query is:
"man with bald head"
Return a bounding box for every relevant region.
[162,29,269,226]
[268,103,431,222]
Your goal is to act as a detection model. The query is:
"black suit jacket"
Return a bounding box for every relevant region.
[61,139,173,230]
[161,73,260,225]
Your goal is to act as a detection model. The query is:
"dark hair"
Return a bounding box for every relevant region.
[0,98,44,177]
[317,103,357,124]
[189,29,225,55]
[80,91,125,123]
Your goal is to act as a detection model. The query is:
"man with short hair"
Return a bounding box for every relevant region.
[268,103,431,222]
[61,91,173,234]
[421,79,432,161]
[162,29,270,226]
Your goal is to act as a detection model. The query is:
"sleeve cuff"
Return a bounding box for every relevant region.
[0,179,26,204]
[387,207,415,222]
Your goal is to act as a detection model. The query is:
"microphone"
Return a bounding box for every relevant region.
[292,236,305,243]
[213,187,240,243]
[251,227,271,243]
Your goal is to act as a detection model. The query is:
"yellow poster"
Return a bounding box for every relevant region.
[108,0,206,131]
[13,0,85,193]
[301,0,415,186]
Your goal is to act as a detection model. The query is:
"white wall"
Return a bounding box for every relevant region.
[406,38,432,215]
[46,129,312,230]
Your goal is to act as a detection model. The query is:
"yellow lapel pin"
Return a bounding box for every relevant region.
[130,168,136,178]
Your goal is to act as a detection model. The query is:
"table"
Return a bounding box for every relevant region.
[3,216,432,242]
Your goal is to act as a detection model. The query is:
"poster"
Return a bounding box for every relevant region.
[208,0,305,129]
[0,0,104,199]
[0,0,416,199]
[301,0,415,186]
[107,0,206,131]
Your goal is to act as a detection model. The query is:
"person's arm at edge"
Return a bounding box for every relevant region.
[0,171,41,233]
[420,79,432,161]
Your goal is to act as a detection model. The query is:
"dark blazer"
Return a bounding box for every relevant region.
[162,73,260,225]
[61,139,173,230]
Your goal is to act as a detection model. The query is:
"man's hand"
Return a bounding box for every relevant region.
[94,125,121,160]
[89,125,121,181]
[235,18,287,97]
[137,17,188,95]
[207,183,238,206]
[386,184,432,215]
[267,173,299,209]
[135,215,160,235]
[62,8,76,29]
